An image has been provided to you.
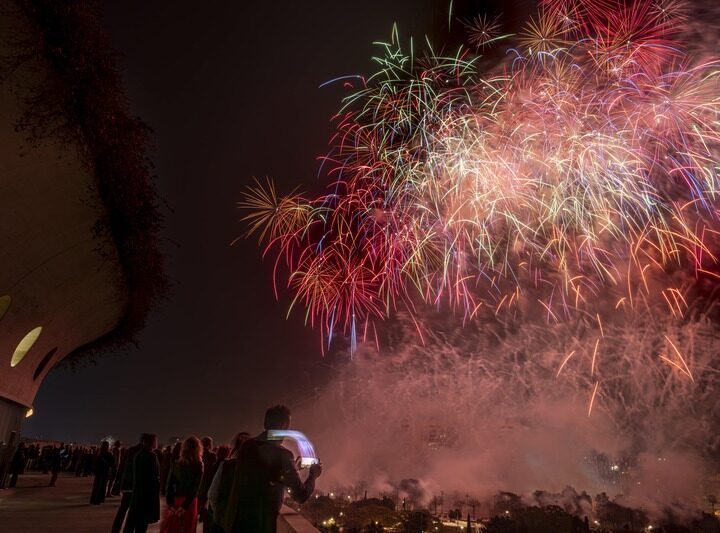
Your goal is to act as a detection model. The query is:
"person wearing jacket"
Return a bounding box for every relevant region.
[220,405,322,533]
[8,442,26,488]
[207,432,250,533]
[124,433,161,533]
[162,436,204,533]
[110,434,149,533]
[90,441,115,504]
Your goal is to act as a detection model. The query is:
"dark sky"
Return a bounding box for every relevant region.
[24,0,532,445]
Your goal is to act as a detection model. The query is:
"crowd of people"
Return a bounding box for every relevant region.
[7,440,119,489]
[8,404,322,533]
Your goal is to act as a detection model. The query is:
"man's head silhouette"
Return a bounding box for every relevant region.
[140,432,157,450]
[264,404,291,431]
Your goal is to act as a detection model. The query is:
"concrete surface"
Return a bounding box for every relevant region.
[279,505,321,533]
[0,472,158,533]
[0,472,319,532]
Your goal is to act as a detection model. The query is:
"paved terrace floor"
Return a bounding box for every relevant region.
[0,472,319,533]
[0,472,160,532]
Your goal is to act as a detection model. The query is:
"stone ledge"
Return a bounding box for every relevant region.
[279,505,320,533]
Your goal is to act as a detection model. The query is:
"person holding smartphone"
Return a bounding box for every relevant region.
[219,405,322,533]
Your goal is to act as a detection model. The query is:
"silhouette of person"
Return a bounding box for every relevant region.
[8,442,26,488]
[203,444,230,533]
[124,433,160,533]
[107,440,123,497]
[208,432,250,533]
[220,405,322,533]
[198,436,217,525]
[159,445,173,497]
[162,436,204,533]
[90,441,114,504]
[49,445,62,486]
[111,435,145,533]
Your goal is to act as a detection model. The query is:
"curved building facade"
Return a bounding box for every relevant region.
[0,0,164,444]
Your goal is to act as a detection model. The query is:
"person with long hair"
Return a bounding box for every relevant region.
[162,436,204,533]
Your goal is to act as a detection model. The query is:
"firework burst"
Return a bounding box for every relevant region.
[464,13,503,50]
[241,0,720,370]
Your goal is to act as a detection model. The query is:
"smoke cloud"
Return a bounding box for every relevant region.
[295,311,719,519]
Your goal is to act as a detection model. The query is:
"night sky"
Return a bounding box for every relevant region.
[24,0,531,445]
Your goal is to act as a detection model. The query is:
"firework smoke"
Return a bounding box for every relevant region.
[295,310,719,517]
[242,0,720,519]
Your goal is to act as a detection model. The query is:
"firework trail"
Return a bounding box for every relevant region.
[242,0,720,511]
[296,308,720,514]
[240,0,720,454]
[242,0,720,358]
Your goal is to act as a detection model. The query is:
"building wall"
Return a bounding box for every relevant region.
[0,397,24,446]
[0,6,128,440]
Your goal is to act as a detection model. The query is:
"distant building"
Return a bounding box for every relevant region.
[0,0,164,444]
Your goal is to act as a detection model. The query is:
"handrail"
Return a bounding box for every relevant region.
[278,505,320,533]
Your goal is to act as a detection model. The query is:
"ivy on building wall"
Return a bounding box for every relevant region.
[2,0,168,363]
